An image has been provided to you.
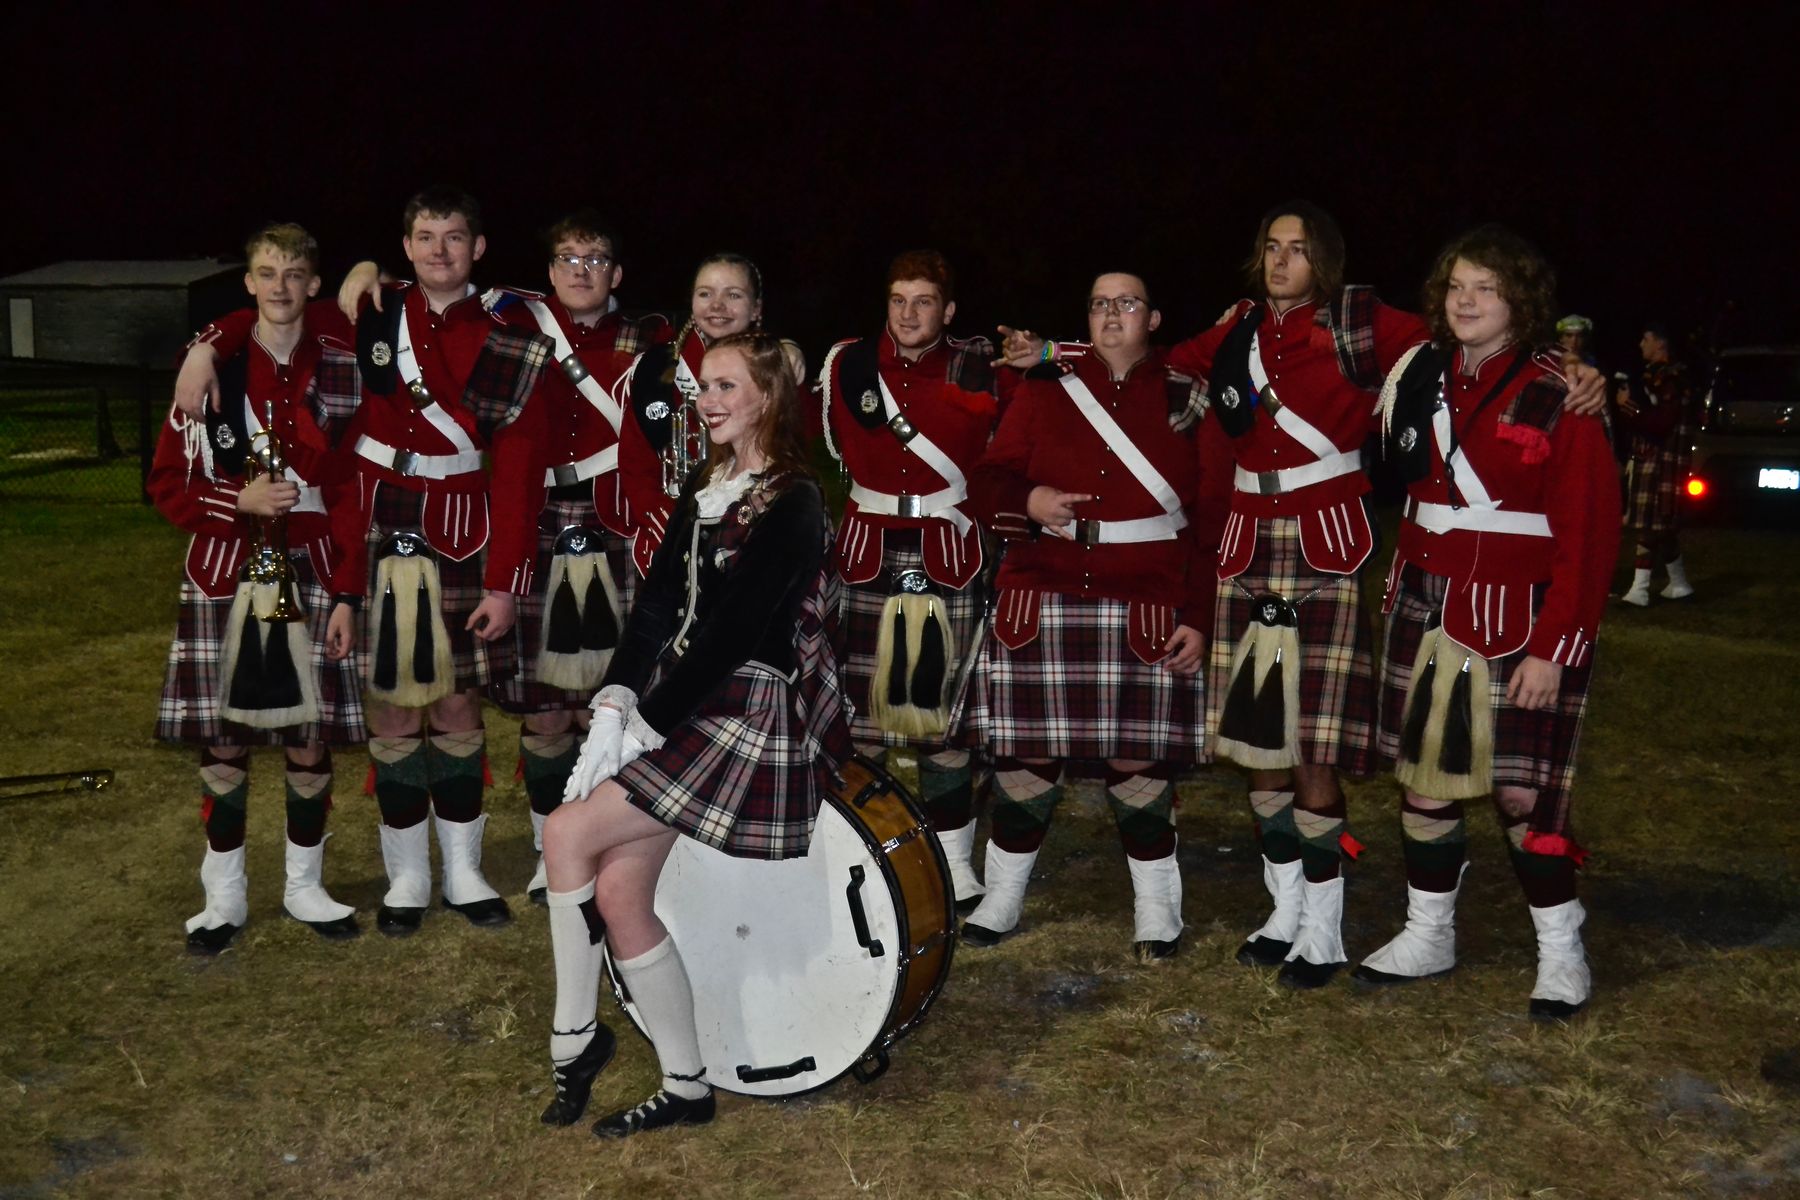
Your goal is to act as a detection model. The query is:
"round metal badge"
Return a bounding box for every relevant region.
[645,400,671,421]
[371,341,392,367]
[213,425,236,449]
[897,568,930,594]
[1252,592,1299,628]
[1220,385,1241,410]
[1397,426,1418,452]
[859,389,881,415]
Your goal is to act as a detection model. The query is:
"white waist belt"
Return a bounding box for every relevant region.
[849,480,967,520]
[1066,511,1187,545]
[1233,449,1362,496]
[355,434,483,479]
[292,482,325,515]
[546,445,620,487]
[1408,498,1552,537]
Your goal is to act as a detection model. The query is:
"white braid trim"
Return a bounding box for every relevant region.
[817,340,852,464]
[1376,343,1427,446]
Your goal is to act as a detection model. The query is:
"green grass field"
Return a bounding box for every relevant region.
[1,499,1796,1199]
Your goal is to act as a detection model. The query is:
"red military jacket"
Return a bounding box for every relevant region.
[149,319,360,597]
[616,326,708,575]
[1382,344,1620,667]
[969,350,1225,664]
[821,330,1011,590]
[1162,293,1429,577]
[484,288,672,537]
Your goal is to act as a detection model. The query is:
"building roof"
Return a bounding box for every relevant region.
[0,259,241,288]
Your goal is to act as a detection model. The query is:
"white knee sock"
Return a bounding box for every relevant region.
[547,882,603,1067]
[613,935,708,1098]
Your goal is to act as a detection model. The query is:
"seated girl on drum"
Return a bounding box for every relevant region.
[539,331,853,1138]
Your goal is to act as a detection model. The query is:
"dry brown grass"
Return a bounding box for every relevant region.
[2,502,1797,1199]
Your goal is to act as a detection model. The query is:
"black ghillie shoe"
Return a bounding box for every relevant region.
[529,886,549,907]
[540,1024,617,1126]
[295,912,361,941]
[959,920,1014,948]
[591,1086,715,1139]
[1352,962,1453,988]
[185,923,241,955]
[1235,935,1291,967]
[953,893,984,916]
[1135,935,1181,962]
[376,905,424,937]
[1528,996,1587,1022]
[443,896,512,927]
[1277,956,1343,990]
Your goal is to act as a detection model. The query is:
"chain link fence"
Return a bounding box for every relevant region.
[0,361,167,504]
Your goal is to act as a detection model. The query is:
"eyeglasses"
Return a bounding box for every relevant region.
[1087,295,1147,315]
[552,253,614,273]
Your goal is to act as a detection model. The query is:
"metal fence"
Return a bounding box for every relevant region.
[0,360,167,504]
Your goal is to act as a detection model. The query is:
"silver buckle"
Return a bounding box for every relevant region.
[560,354,590,385]
[886,413,918,443]
[1261,385,1283,414]
[895,493,924,519]
[1256,470,1282,494]
[392,449,422,477]
[551,462,585,487]
[405,379,434,408]
[1072,518,1102,546]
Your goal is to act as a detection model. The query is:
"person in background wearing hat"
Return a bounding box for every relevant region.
[1615,322,1700,605]
[1556,314,1596,367]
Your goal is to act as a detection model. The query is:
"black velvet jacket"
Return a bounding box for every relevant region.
[601,471,827,736]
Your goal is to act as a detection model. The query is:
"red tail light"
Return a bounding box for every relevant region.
[1685,477,1708,498]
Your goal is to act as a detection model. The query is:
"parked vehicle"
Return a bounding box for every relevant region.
[1685,345,1800,526]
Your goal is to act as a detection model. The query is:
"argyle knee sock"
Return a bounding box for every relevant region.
[521,730,579,820]
[1401,797,1466,893]
[1106,764,1177,860]
[200,748,249,852]
[369,736,429,829]
[919,750,974,832]
[427,728,486,823]
[1249,788,1301,865]
[1503,817,1577,907]
[1295,797,1349,883]
[989,758,1063,854]
[284,749,333,848]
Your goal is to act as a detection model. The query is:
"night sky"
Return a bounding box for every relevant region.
[8,3,1794,367]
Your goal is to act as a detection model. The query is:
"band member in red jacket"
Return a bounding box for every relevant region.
[1355,226,1619,1019]
[1615,322,1701,605]
[950,272,1221,960]
[615,254,806,577]
[149,223,364,953]
[819,250,1013,911]
[482,211,672,902]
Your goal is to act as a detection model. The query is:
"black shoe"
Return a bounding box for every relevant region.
[185,922,241,955]
[953,893,984,916]
[591,1088,715,1139]
[1352,962,1452,988]
[1235,936,1292,968]
[1277,956,1343,990]
[1528,996,1587,1022]
[444,896,512,927]
[540,1025,617,1126]
[959,920,1014,947]
[1135,935,1181,962]
[292,912,361,941]
[377,905,425,937]
[529,886,549,907]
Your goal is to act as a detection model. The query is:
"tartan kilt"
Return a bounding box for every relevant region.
[838,538,984,749]
[489,494,636,714]
[363,485,512,694]
[1624,443,1688,538]
[949,591,1206,764]
[1207,515,1378,775]
[1376,564,1593,840]
[616,660,833,861]
[156,547,367,747]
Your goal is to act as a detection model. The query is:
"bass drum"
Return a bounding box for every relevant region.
[605,755,955,1097]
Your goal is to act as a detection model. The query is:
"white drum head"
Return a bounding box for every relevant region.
[607,804,902,1097]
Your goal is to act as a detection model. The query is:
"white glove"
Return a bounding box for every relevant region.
[562,705,625,803]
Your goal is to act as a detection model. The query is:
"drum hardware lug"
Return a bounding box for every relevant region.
[735,1056,816,1084]
[846,865,885,958]
[850,1049,890,1086]
[879,825,925,854]
[851,778,885,809]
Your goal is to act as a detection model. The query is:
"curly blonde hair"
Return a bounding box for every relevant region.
[1423,224,1557,349]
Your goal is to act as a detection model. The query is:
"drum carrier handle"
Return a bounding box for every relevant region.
[845,865,884,958]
